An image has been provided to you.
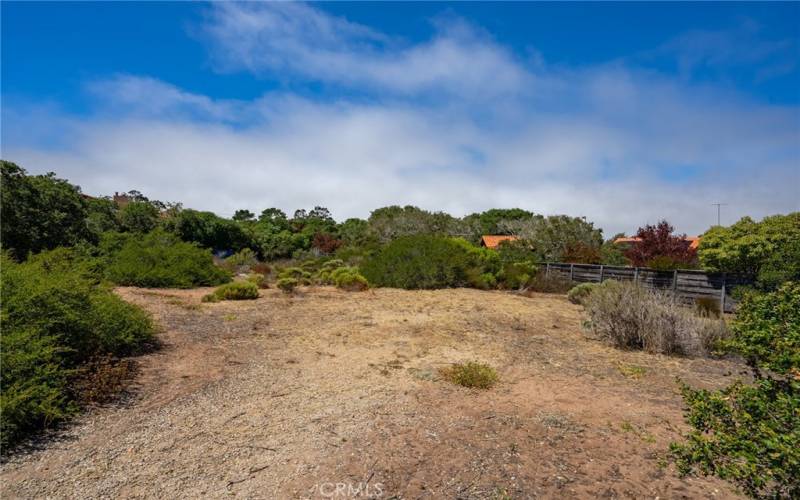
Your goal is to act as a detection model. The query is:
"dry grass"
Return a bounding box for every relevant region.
[0,286,744,499]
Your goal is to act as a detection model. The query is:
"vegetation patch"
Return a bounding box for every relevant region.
[277,277,299,294]
[439,361,499,389]
[0,250,154,449]
[584,281,728,356]
[670,282,800,498]
[567,282,599,304]
[104,231,230,288]
[201,281,259,302]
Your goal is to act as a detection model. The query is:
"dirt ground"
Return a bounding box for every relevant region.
[0,286,746,499]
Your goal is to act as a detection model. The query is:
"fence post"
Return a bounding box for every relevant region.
[720,273,727,313]
[546,262,550,277]
[599,265,604,283]
[634,267,639,283]
[569,263,574,282]
[673,270,678,293]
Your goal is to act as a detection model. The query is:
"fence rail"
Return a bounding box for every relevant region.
[542,262,753,313]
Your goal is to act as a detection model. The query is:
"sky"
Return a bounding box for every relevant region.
[2,1,799,236]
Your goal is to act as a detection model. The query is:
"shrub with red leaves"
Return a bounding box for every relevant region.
[625,221,697,268]
[312,232,343,255]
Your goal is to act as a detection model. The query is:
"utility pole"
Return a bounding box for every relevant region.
[711,203,728,226]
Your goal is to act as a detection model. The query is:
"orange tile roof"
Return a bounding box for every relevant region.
[614,236,700,249]
[481,235,518,249]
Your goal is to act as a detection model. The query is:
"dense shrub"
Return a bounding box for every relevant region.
[202,281,259,302]
[439,361,498,389]
[276,277,298,293]
[245,273,269,289]
[330,267,369,291]
[567,282,599,304]
[584,281,728,356]
[221,248,258,274]
[361,235,497,289]
[497,261,537,289]
[671,283,800,498]
[699,213,800,290]
[278,266,312,285]
[1,250,154,448]
[104,231,230,288]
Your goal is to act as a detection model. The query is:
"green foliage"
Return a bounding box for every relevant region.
[724,282,800,375]
[440,361,498,389]
[278,266,312,285]
[221,248,258,273]
[276,277,298,293]
[463,208,534,240]
[525,270,574,294]
[245,273,268,289]
[165,209,251,252]
[500,214,603,262]
[368,205,464,243]
[600,236,630,266]
[330,266,369,291]
[1,250,154,448]
[567,282,598,304]
[361,235,496,289]
[104,231,230,288]
[671,283,800,498]
[699,213,800,290]
[117,201,160,233]
[202,281,259,302]
[671,378,799,499]
[1,161,93,259]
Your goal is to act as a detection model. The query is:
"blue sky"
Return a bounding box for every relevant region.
[2,2,799,235]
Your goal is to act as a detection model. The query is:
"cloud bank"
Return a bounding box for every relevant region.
[3,3,798,236]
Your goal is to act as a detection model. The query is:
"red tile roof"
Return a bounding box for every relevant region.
[614,236,700,250]
[481,235,518,249]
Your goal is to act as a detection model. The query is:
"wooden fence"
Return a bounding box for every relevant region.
[542,262,753,313]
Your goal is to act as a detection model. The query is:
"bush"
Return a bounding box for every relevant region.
[1,250,154,448]
[497,261,537,290]
[330,267,369,291]
[567,282,599,304]
[722,282,800,374]
[671,283,800,498]
[245,273,269,289]
[278,266,312,285]
[276,277,298,294]
[104,231,230,288]
[222,248,258,273]
[202,281,259,302]
[361,235,497,289]
[439,361,498,389]
[584,281,728,356]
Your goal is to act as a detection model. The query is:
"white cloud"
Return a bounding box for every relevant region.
[2,4,798,237]
[200,2,529,97]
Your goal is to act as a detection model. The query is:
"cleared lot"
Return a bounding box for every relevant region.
[1,287,742,498]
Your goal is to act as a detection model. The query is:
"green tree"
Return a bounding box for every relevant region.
[368,205,463,243]
[117,201,160,233]
[699,213,800,289]
[499,214,603,262]
[232,209,255,222]
[1,161,93,259]
[165,209,251,252]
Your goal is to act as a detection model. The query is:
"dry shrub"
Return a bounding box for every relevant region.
[439,361,498,389]
[584,281,728,356]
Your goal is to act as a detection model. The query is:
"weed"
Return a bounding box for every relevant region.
[439,361,498,389]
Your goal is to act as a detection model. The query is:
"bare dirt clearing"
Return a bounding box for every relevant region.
[1,287,744,498]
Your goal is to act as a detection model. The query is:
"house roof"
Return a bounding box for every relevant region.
[481,235,518,249]
[614,236,701,250]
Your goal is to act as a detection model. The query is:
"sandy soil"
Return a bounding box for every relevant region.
[0,286,745,499]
